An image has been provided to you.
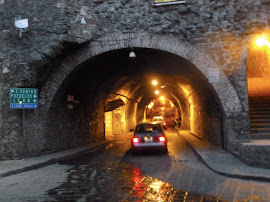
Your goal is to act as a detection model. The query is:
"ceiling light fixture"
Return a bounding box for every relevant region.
[129,50,136,58]
[152,80,158,85]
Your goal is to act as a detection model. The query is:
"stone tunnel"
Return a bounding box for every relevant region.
[8,33,248,159]
[2,0,270,166]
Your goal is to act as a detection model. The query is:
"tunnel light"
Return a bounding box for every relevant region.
[159,96,165,101]
[152,80,158,86]
[129,51,136,58]
[148,104,153,109]
[155,90,160,95]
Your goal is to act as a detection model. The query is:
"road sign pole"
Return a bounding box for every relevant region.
[22,109,26,158]
[10,87,38,158]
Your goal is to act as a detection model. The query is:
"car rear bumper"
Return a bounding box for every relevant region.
[132,142,166,147]
[131,142,167,152]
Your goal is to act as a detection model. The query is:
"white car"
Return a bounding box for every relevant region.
[152,116,168,129]
[131,122,168,153]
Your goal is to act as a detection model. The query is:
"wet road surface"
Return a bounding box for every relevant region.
[1,128,270,201]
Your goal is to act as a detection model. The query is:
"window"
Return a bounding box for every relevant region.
[135,124,162,133]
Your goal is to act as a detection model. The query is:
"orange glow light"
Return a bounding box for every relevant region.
[256,36,270,48]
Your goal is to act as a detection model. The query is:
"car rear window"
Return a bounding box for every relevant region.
[135,124,162,133]
[152,116,164,121]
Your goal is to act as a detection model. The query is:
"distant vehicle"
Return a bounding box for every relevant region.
[130,122,168,153]
[151,116,167,129]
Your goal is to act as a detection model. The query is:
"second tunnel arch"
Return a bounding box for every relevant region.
[38,32,244,152]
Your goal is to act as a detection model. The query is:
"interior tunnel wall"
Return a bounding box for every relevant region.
[125,99,138,131]
[174,96,190,131]
[40,83,106,154]
[188,86,222,146]
[169,73,222,146]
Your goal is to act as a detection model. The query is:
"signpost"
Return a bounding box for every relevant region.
[10,88,38,109]
[10,88,38,158]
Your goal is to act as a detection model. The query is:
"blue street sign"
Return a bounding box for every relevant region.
[10,88,38,109]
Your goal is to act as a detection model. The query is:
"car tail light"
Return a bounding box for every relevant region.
[133,137,139,143]
[159,136,166,142]
[163,122,166,126]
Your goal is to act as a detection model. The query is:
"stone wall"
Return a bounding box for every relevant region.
[1,0,269,158]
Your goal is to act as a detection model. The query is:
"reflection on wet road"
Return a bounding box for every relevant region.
[42,128,270,201]
[44,157,216,201]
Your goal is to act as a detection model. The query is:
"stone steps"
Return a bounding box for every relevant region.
[251,123,270,128]
[250,133,270,139]
[249,96,270,139]
[251,128,270,133]
[250,111,270,115]
[251,119,270,123]
[249,107,270,111]
[240,95,270,168]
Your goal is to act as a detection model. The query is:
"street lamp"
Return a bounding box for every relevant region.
[155,90,160,95]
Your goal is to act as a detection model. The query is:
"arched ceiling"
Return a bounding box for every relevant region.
[63,47,217,115]
[45,47,223,148]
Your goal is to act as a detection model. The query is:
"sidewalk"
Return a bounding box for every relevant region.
[179,129,270,182]
[0,140,113,178]
[2,132,270,182]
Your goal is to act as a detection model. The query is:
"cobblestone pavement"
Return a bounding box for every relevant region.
[1,129,270,201]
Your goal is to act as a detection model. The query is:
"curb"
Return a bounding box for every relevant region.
[0,141,114,178]
[176,129,270,182]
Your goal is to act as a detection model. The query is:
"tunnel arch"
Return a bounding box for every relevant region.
[39,32,242,115]
[37,32,244,152]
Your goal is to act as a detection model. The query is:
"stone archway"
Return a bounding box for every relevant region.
[38,32,246,151]
[39,32,242,114]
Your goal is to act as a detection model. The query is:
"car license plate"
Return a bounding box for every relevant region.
[144,136,153,142]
